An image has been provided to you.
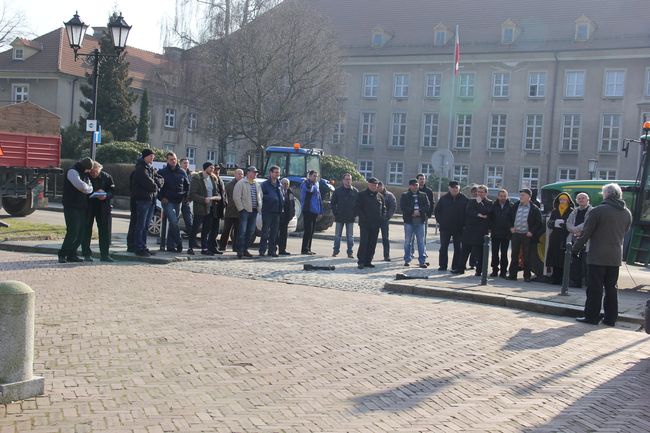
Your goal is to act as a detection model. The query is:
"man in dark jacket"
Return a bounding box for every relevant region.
[507,188,544,282]
[300,170,322,255]
[259,165,284,257]
[330,173,358,258]
[58,157,94,263]
[489,189,513,277]
[188,162,220,255]
[179,158,193,230]
[434,181,468,271]
[355,177,385,269]
[81,161,115,262]
[157,152,190,253]
[219,168,243,252]
[278,178,296,255]
[400,179,430,268]
[207,165,227,254]
[574,183,632,326]
[377,181,396,261]
[131,149,163,257]
[417,173,435,256]
[452,184,493,275]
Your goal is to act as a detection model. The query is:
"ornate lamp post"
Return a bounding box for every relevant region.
[63,12,131,159]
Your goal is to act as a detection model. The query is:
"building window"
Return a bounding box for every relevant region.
[360,112,376,146]
[358,160,373,179]
[186,147,196,165]
[485,165,504,188]
[332,112,346,144]
[600,113,621,152]
[455,114,472,149]
[422,113,439,148]
[362,73,379,98]
[425,73,442,98]
[565,71,585,97]
[188,112,198,131]
[453,164,469,186]
[603,70,625,98]
[458,73,475,98]
[226,151,236,166]
[387,161,404,185]
[207,149,216,162]
[493,72,510,98]
[12,84,29,103]
[163,143,175,151]
[597,169,617,180]
[502,26,515,44]
[558,168,578,181]
[521,167,540,189]
[434,30,447,46]
[372,31,386,48]
[528,72,546,98]
[393,73,409,98]
[575,23,590,41]
[164,108,176,128]
[390,113,407,147]
[488,114,507,150]
[13,48,24,60]
[420,163,433,178]
[524,114,543,151]
[561,114,581,152]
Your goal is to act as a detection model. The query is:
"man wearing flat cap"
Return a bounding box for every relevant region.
[434,180,468,271]
[131,149,164,257]
[58,157,94,263]
[354,177,385,269]
[188,162,221,255]
[507,188,543,281]
[233,165,263,258]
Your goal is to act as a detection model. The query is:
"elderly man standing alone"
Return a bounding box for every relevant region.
[573,183,632,326]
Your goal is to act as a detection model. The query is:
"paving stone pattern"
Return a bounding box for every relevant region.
[0,250,649,433]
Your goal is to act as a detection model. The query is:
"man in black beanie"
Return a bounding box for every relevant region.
[58,157,94,263]
[131,149,163,257]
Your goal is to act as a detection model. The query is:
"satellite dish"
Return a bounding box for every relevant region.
[431,149,454,178]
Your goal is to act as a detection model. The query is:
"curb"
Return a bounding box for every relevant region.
[383,281,645,326]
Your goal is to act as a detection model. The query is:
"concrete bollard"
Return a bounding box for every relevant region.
[0,281,44,404]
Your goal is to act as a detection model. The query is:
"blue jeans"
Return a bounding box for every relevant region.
[410,218,429,258]
[162,201,182,250]
[135,199,155,252]
[259,213,280,255]
[333,222,354,254]
[181,201,193,230]
[237,210,257,253]
[404,221,426,265]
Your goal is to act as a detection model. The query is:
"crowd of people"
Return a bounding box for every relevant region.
[59,151,632,326]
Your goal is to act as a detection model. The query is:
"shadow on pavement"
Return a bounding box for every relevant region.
[502,324,598,351]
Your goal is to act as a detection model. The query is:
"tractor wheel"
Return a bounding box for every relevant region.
[2,194,35,217]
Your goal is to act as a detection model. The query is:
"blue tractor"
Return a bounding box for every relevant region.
[262,144,335,232]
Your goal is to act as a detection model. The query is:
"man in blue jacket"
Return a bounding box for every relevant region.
[259,165,284,257]
[157,152,190,252]
[300,170,322,255]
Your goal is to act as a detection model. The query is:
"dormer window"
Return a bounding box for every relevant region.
[433,23,448,47]
[575,16,594,42]
[371,27,390,48]
[13,48,24,61]
[501,19,517,44]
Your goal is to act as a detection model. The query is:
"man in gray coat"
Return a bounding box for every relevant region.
[573,183,632,326]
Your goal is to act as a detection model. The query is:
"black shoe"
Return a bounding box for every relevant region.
[332,252,339,257]
[269,253,279,257]
[357,264,365,269]
[499,273,507,279]
[450,269,465,274]
[187,248,195,255]
[524,277,532,282]
[176,246,183,253]
[506,275,517,281]
[419,263,428,269]
[145,249,156,256]
[308,251,316,255]
[237,253,243,259]
[66,256,84,262]
[575,317,599,325]
[259,251,266,256]
[438,267,447,271]
[83,255,94,262]
[384,257,391,262]
[100,256,114,263]
[201,250,215,256]
[490,271,499,277]
[602,320,616,327]
[135,250,151,257]
[279,251,291,255]
[57,253,67,263]
[404,262,410,267]
[243,250,253,258]
[214,249,223,255]
[425,262,430,266]
[475,272,482,277]
[126,247,135,253]
[366,264,376,268]
[347,253,354,259]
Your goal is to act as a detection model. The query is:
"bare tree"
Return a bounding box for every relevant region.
[0,1,27,48]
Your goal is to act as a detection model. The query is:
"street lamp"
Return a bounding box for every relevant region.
[64,12,132,159]
[588,159,598,180]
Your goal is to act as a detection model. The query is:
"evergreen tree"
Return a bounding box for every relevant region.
[136,89,150,143]
[80,12,138,141]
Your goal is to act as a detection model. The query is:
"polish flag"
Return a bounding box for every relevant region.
[454,26,460,75]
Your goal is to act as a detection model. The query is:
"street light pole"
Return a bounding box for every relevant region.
[63,12,131,160]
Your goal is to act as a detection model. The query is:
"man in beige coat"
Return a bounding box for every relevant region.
[233,166,263,258]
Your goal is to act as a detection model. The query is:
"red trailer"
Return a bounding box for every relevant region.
[0,102,62,216]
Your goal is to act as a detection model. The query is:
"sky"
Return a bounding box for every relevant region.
[11,0,179,53]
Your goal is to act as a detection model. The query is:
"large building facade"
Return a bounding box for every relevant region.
[1,0,648,192]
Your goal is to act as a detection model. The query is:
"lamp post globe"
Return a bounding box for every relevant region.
[63,12,88,53]
[108,13,132,52]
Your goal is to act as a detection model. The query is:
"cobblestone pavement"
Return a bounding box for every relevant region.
[1,250,650,433]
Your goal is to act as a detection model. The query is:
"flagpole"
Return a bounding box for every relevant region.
[446,25,459,151]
